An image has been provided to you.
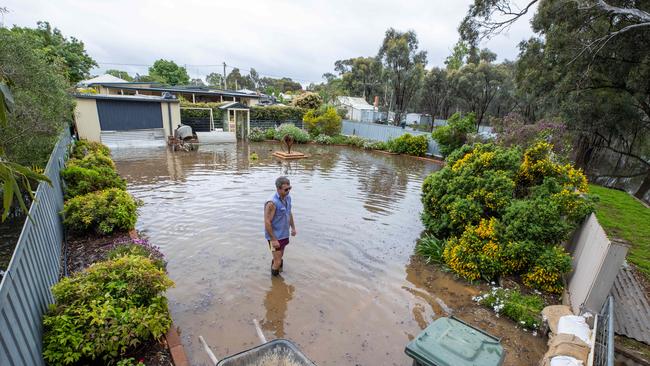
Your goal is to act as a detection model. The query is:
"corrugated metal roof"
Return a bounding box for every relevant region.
[74,93,179,103]
[610,263,650,344]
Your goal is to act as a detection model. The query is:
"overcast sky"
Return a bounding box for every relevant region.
[2,0,536,85]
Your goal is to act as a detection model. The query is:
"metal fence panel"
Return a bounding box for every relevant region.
[0,130,71,366]
[341,120,441,157]
[594,296,615,366]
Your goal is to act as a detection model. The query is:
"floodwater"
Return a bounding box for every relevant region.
[112,142,546,366]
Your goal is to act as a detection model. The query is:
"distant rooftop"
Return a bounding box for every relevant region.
[74,93,179,103]
[337,96,375,110]
[78,74,129,86]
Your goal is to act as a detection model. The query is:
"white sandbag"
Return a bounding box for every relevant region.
[550,355,584,366]
[557,315,591,345]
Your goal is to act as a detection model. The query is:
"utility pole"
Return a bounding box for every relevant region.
[223,62,227,90]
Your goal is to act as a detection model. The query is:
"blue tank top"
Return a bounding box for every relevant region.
[265,192,291,240]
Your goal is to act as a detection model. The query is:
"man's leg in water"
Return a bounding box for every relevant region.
[272,249,283,271]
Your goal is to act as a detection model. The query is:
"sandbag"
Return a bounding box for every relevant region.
[550,355,583,366]
[557,315,591,345]
[542,305,573,335]
[539,333,591,366]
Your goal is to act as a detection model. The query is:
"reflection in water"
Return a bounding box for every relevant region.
[261,276,295,338]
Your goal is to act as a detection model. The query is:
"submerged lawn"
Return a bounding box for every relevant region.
[590,184,650,280]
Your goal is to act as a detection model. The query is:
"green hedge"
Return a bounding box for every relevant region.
[387,134,428,156]
[43,255,173,365]
[61,165,126,198]
[250,105,305,121]
[180,101,226,120]
[274,123,310,143]
[62,188,140,235]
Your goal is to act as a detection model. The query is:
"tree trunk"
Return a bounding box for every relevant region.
[634,169,650,201]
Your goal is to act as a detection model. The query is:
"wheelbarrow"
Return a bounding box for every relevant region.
[199,319,316,366]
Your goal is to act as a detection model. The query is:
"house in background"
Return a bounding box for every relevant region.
[73,93,181,148]
[336,96,384,123]
[79,74,263,105]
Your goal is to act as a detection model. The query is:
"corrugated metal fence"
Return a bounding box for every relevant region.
[342,120,441,157]
[0,130,71,366]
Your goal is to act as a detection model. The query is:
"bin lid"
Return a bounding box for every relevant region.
[405,317,504,366]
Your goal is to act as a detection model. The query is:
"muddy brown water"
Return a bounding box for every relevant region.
[112,142,546,366]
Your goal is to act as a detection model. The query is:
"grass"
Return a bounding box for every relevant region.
[415,234,445,264]
[589,184,650,280]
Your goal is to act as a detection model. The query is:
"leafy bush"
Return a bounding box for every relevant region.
[364,140,388,151]
[474,287,544,330]
[415,235,445,264]
[61,165,126,198]
[264,128,276,140]
[68,151,115,170]
[250,105,305,121]
[107,237,166,270]
[62,188,140,235]
[43,255,174,365]
[344,135,367,148]
[303,106,342,136]
[421,142,594,293]
[431,112,476,157]
[387,134,428,156]
[273,123,311,143]
[313,134,334,144]
[71,140,111,160]
[292,92,323,110]
[249,127,267,142]
[522,246,572,294]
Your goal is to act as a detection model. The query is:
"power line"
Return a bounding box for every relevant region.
[96,61,321,84]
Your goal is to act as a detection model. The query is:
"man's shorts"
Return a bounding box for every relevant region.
[268,238,290,252]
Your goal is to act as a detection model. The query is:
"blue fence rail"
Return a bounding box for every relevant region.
[341,120,441,157]
[0,130,71,366]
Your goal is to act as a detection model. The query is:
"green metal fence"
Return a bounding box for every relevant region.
[0,130,72,366]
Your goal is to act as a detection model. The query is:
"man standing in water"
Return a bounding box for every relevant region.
[264,176,296,276]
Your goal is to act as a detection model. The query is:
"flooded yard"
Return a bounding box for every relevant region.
[112,142,546,366]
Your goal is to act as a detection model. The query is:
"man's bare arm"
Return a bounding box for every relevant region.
[264,202,277,241]
[289,212,295,230]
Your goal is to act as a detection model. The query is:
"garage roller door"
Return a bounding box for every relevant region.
[96,100,163,131]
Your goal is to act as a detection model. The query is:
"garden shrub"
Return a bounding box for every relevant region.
[42,255,173,365]
[431,112,476,157]
[264,128,276,140]
[344,135,367,148]
[107,237,166,270]
[292,92,323,110]
[421,141,594,293]
[364,140,388,151]
[250,105,305,121]
[68,151,115,170]
[61,165,126,198]
[313,134,334,144]
[474,287,544,330]
[387,134,428,156]
[273,123,311,143]
[249,127,267,142]
[62,188,140,235]
[71,140,111,160]
[303,106,342,136]
[522,246,572,294]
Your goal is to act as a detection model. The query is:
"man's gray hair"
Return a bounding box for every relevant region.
[275,176,290,189]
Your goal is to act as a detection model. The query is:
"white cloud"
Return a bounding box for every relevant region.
[2,0,536,84]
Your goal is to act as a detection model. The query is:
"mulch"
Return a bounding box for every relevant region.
[64,231,131,274]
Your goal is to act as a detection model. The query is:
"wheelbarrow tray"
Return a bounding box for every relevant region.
[216,339,315,366]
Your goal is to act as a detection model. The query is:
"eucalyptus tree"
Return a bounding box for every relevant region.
[377,28,427,125]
